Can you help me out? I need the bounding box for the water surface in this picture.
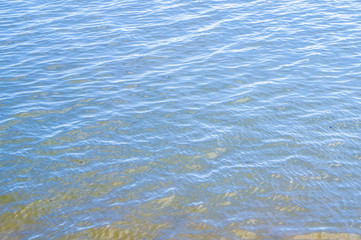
[1,0,361,239]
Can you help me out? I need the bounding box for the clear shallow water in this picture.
[1,0,361,239]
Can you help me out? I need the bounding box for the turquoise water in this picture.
[1,0,361,239]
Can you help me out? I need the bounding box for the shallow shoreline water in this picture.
[1,0,361,239]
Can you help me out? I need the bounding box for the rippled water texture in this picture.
[1,0,361,239]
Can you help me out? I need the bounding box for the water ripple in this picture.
[1,0,361,239]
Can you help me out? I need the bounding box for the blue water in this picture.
[1,0,361,239]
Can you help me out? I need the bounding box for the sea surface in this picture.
[1,0,361,239]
